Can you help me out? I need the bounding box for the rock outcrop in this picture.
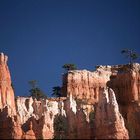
[95,87,128,139]
[15,96,94,139]
[62,68,112,104]
[0,53,16,115]
[107,64,140,139]
[62,64,140,139]
[0,52,140,139]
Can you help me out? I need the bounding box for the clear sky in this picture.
[0,0,140,97]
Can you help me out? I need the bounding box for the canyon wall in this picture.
[62,64,140,139]
[0,53,140,139]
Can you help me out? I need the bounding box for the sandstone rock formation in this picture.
[0,53,16,115]
[107,64,140,139]
[95,87,128,139]
[62,63,140,139]
[0,53,140,139]
[62,67,113,104]
[15,95,94,139]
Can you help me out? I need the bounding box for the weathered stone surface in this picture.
[62,63,140,139]
[126,102,140,139]
[1,53,140,139]
[107,64,140,139]
[0,53,16,115]
[62,69,112,104]
[0,53,17,139]
[16,97,65,139]
[95,87,129,139]
[63,94,94,139]
[15,95,94,139]
[107,63,140,105]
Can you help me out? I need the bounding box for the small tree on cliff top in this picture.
[121,49,139,64]
[29,80,47,100]
[62,64,77,72]
[52,86,61,98]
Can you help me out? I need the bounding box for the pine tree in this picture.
[52,86,61,97]
[121,49,139,64]
[62,64,77,72]
[28,80,47,100]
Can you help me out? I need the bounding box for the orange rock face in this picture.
[62,64,140,139]
[107,64,140,104]
[107,64,140,139]
[0,53,140,139]
[0,53,16,139]
[0,53,16,114]
[95,87,129,139]
[62,65,123,104]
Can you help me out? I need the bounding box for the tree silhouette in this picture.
[121,49,139,64]
[52,86,61,97]
[29,80,37,89]
[62,64,77,72]
[28,80,47,100]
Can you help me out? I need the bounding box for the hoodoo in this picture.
[0,53,16,114]
[0,53,140,139]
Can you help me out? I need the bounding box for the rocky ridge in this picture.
[0,53,140,139]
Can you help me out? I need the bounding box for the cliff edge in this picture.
[0,53,140,139]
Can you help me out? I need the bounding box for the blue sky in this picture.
[0,0,140,97]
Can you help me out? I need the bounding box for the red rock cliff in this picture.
[62,63,140,139]
[0,53,16,139]
[0,53,16,114]
[107,64,140,139]
[95,87,128,139]
[0,53,140,139]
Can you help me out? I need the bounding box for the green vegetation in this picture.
[121,48,139,64]
[62,63,77,72]
[52,86,62,97]
[89,110,95,126]
[28,80,47,100]
[53,114,67,139]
